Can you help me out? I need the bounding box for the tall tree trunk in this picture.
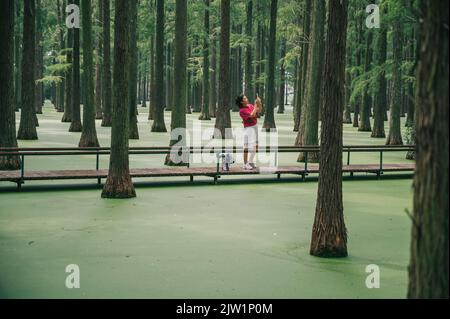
[209,33,217,118]
[79,0,100,147]
[372,13,387,138]
[62,8,73,123]
[56,0,66,113]
[244,0,254,100]
[405,25,416,128]
[386,19,404,145]
[151,0,167,132]
[408,0,448,299]
[102,0,136,198]
[148,34,155,120]
[0,0,21,169]
[294,0,312,132]
[69,0,83,132]
[343,60,352,124]
[310,0,348,258]
[296,0,325,162]
[166,41,173,111]
[352,17,363,128]
[101,0,112,127]
[199,0,211,121]
[277,38,286,114]
[14,0,22,112]
[165,0,188,166]
[17,0,38,140]
[128,0,139,139]
[94,0,103,119]
[262,0,278,131]
[358,31,373,132]
[34,0,43,115]
[214,0,231,139]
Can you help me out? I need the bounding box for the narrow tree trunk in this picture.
[69,0,83,132]
[262,0,278,131]
[214,0,232,139]
[148,34,155,120]
[102,0,136,199]
[62,13,73,123]
[79,0,100,147]
[358,31,373,132]
[56,0,66,114]
[386,20,404,145]
[165,0,188,166]
[14,0,22,112]
[94,0,103,119]
[34,0,43,115]
[209,33,217,118]
[17,0,38,140]
[128,0,139,139]
[310,0,348,258]
[101,0,112,127]
[244,0,254,100]
[151,0,167,132]
[296,0,325,162]
[0,0,21,169]
[408,0,448,299]
[294,0,312,132]
[199,0,211,121]
[372,13,387,138]
[277,38,286,114]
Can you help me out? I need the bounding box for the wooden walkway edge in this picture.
[0,163,415,190]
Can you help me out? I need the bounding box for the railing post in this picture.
[96,150,101,185]
[304,151,308,181]
[347,150,351,166]
[18,154,25,190]
[379,151,384,176]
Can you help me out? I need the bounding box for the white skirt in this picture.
[243,125,259,149]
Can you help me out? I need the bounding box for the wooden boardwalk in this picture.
[0,163,415,189]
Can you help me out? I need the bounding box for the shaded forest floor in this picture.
[0,103,413,298]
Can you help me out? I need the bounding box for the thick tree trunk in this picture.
[310,0,348,258]
[151,0,167,132]
[101,0,112,127]
[79,0,100,147]
[102,0,136,198]
[262,0,278,131]
[214,0,232,139]
[69,0,83,132]
[17,0,38,140]
[0,0,21,169]
[165,0,188,166]
[199,0,211,121]
[408,0,449,299]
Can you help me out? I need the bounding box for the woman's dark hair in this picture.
[235,94,245,108]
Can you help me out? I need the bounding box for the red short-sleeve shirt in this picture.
[239,104,257,128]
